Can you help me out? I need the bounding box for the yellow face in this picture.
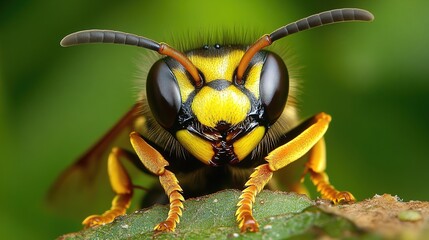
[171,47,267,166]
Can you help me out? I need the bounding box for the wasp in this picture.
[52,8,374,233]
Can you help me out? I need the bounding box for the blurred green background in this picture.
[1,0,428,239]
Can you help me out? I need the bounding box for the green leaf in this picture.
[59,190,376,239]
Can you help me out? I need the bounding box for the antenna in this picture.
[236,8,374,83]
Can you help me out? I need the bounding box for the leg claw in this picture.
[332,191,355,204]
[240,215,260,233]
[154,220,175,232]
[83,215,112,228]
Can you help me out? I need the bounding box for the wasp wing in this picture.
[47,103,156,220]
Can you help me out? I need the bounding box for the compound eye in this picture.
[146,59,181,130]
[259,52,289,125]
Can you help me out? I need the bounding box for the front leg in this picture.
[236,164,273,232]
[130,132,184,232]
[236,112,332,232]
[82,147,134,228]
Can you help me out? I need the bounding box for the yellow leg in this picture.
[236,112,332,232]
[236,164,273,232]
[306,138,355,204]
[130,131,184,232]
[83,147,133,227]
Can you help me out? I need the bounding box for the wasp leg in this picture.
[306,137,355,204]
[236,112,332,232]
[130,131,184,232]
[236,164,272,232]
[82,147,133,228]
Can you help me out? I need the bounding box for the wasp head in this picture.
[146,45,289,166]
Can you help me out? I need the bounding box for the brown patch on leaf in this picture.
[318,194,429,239]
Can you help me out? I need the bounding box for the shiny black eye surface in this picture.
[146,59,181,130]
[259,52,289,125]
